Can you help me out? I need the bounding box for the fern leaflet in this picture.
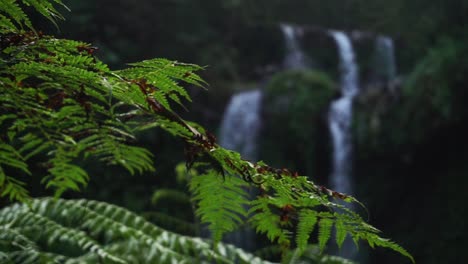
[189,169,250,243]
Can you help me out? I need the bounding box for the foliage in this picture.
[0,0,414,263]
[0,0,207,200]
[261,69,335,177]
[263,70,335,139]
[353,38,468,154]
[189,168,250,243]
[0,198,271,264]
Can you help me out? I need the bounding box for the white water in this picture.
[374,35,397,82]
[328,30,360,259]
[219,89,262,161]
[280,23,308,69]
[328,31,359,196]
[218,89,262,251]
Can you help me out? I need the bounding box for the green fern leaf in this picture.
[296,209,318,253]
[248,197,291,247]
[0,0,31,30]
[0,13,16,31]
[190,169,249,243]
[318,217,334,252]
[335,218,347,249]
[359,232,415,263]
[0,144,29,175]
[0,176,29,202]
[22,0,65,28]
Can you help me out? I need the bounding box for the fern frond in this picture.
[295,209,318,253]
[0,0,66,33]
[22,0,65,28]
[318,217,334,252]
[0,143,30,175]
[0,143,30,201]
[45,154,89,197]
[116,58,206,110]
[0,176,29,202]
[0,33,158,198]
[355,232,415,263]
[0,198,273,264]
[248,197,291,247]
[0,0,31,31]
[0,203,126,263]
[189,169,250,243]
[334,218,347,249]
[0,13,16,32]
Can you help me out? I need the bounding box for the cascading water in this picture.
[328,30,359,196]
[280,23,308,69]
[328,30,360,259]
[219,89,262,161]
[374,35,397,83]
[218,89,262,251]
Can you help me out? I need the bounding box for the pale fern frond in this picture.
[0,198,274,264]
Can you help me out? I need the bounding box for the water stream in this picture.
[219,89,262,161]
[280,23,308,69]
[375,35,397,82]
[328,30,359,197]
[328,30,360,259]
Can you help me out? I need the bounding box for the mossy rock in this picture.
[260,69,336,179]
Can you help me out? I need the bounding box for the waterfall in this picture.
[328,30,360,259]
[328,30,359,195]
[374,35,396,84]
[218,89,262,251]
[280,23,308,69]
[219,89,262,161]
[374,35,397,82]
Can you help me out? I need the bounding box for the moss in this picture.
[260,70,336,180]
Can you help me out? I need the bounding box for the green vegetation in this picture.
[0,198,271,263]
[354,38,468,154]
[0,0,416,263]
[261,70,335,177]
[351,32,468,264]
